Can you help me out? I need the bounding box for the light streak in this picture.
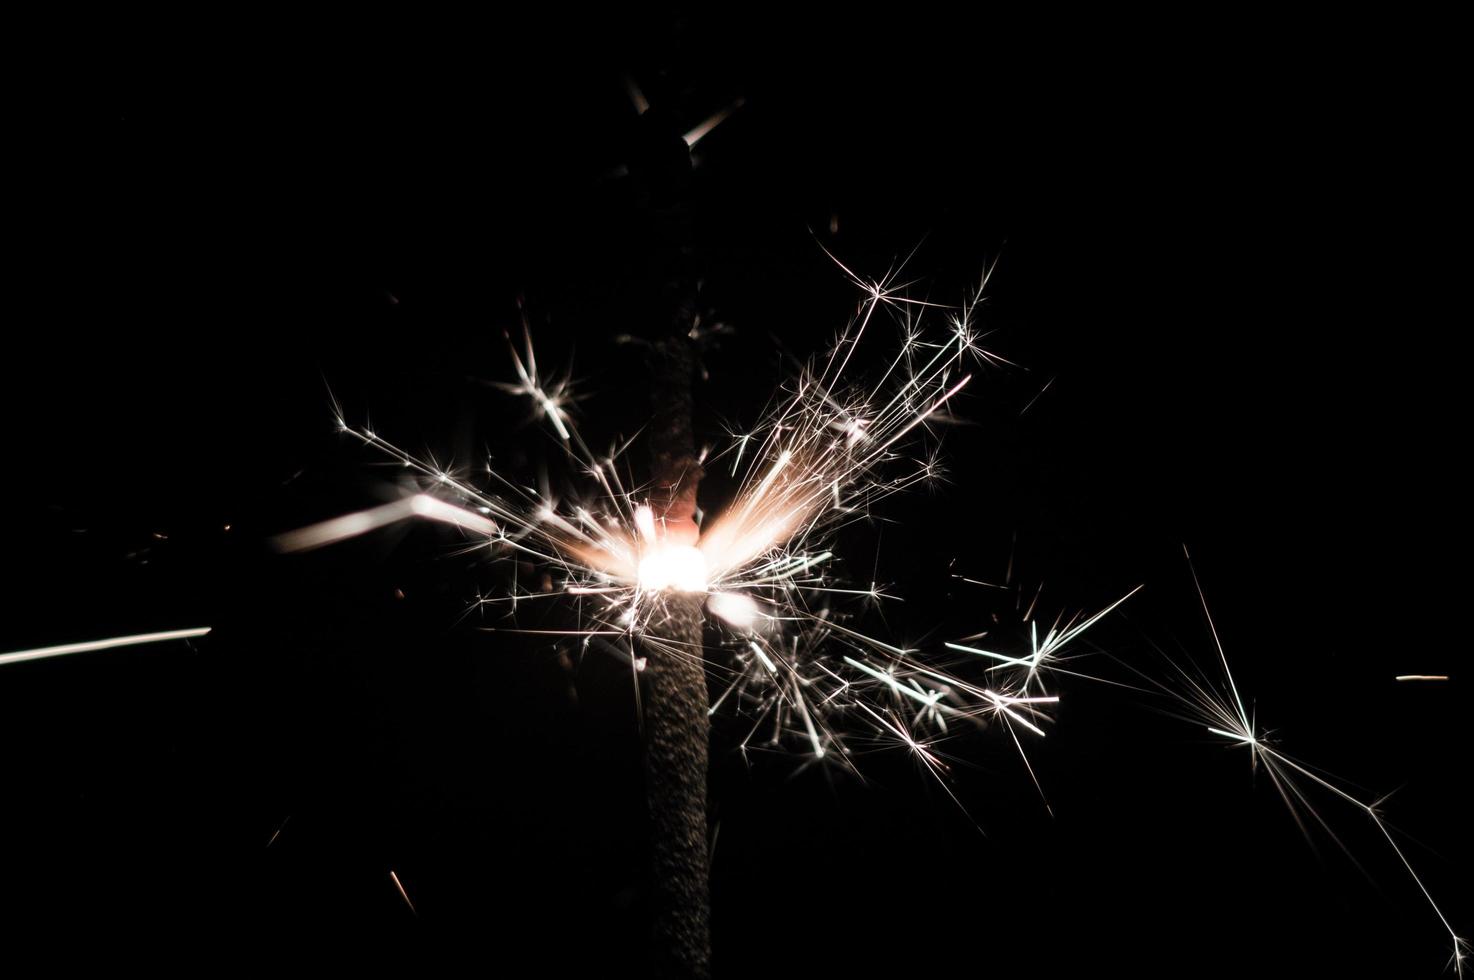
[271,495,499,553]
[1019,375,1056,417]
[623,75,650,116]
[1165,546,1467,977]
[389,870,417,916]
[0,627,212,668]
[683,98,745,148]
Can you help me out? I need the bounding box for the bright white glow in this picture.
[635,504,657,543]
[707,592,761,630]
[1206,726,1255,744]
[638,544,708,593]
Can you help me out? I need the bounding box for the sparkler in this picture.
[13,262,1451,977]
[13,234,1448,974]
[272,239,1143,974]
[272,287,1466,974]
[281,264,1124,780]
[11,38,1455,979]
[307,274,1184,969]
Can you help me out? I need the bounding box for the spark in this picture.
[1019,375,1056,417]
[683,98,745,148]
[389,870,417,916]
[0,627,212,668]
[498,318,578,442]
[271,495,499,553]
[946,585,1141,693]
[623,75,650,116]
[1165,547,1467,976]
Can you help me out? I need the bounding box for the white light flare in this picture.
[631,503,710,593]
[637,544,709,593]
[706,591,763,630]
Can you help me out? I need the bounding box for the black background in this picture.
[5,13,1467,977]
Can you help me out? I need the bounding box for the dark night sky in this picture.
[5,14,1467,977]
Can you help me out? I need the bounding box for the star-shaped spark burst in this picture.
[1150,547,1468,977]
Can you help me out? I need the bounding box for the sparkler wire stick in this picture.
[635,95,712,979]
[643,334,712,980]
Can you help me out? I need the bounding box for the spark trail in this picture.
[0,628,212,668]
[1163,546,1467,977]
